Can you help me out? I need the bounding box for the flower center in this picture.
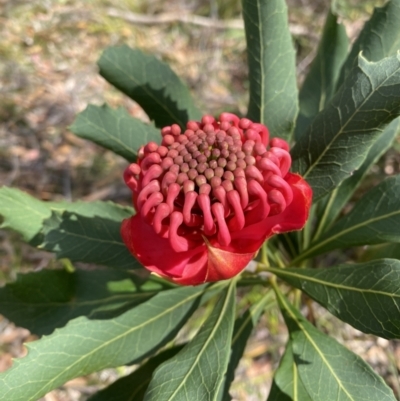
[124,114,293,252]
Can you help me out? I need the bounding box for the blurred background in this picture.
[1,0,399,400]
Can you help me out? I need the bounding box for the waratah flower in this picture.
[121,113,312,285]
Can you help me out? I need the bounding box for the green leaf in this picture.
[0,187,133,245]
[268,380,292,401]
[267,342,311,401]
[0,269,167,336]
[291,53,400,201]
[41,211,137,269]
[70,104,160,162]
[87,346,184,401]
[47,199,133,220]
[295,175,400,262]
[0,187,52,243]
[274,286,396,401]
[144,280,236,401]
[0,285,209,401]
[270,260,400,339]
[218,290,275,401]
[314,117,400,238]
[242,0,298,141]
[295,8,348,140]
[98,45,202,128]
[337,0,400,89]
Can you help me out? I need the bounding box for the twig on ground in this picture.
[106,8,313,38]
[106,8,243,30]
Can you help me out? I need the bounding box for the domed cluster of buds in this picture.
[122,113,312,285]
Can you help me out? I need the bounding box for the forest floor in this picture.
[1,0,400,400]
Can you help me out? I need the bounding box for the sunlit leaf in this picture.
[48,199,133,220]
[270,260,400,339]
[314,117,400,238]
[296,175,400,261]
[295,7,348,140]
[0,269,167,335]
[291,53,400,201]
[218,290,275,401]
[85,280,238,401]
[267,342,311,401]
[70,104,160,162]
[0,285,208,401]
[98,45,202,128]
[275,288,396,401]
[41,211,137,270]
[337,0,400,89]
[87,346,184,401]
[0,188,132,245]
[0,187,52,244]
[144,281,236,401]
[243,0,298,141]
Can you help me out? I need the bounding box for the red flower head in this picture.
[121,113,312,285]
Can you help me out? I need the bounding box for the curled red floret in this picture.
[121,113,312,285]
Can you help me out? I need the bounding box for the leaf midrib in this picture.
[269,266,400,298]
[302,60,400,179]
[23,288,205,401]
[102,52,184,127]
[257,0,265,122]
[1,191,49,219]
[79,112,137,156]
[277,289,356,401]
[298,208,400,261]
[45,228,125,247]
[165,283,234,401]
[1,292,157,308]
[293,361,299,401]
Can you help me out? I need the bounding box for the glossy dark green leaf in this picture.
[70,104,160,162]
[98,45,202,128]
[314,117,400,238]
[144,281,236,401]
[218,291,275,401]
[295,8,348,140]
[295,175,400,261]
[0,269,151,326]
[291,53,400,201]
[0,285,208,401]
[270,260,400,339]
[40,211,137,269]
[275,288,396,401]
[267,342,311,401]
[242,0,298,141]
[87,346,184,401]
[0,269,168,336]
[337,0,400,89]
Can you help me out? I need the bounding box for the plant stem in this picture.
[261,241,269,266]
[237,276,269,287]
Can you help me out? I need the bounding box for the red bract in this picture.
[121,113,312,285]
